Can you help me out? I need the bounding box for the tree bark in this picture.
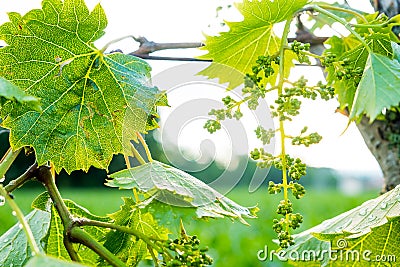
[355,0,400,192]
[356,117,400,193]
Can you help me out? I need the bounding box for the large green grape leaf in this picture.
[198,0,309,88]
[25,255,89,267]
[0,77,41,118]
[106,161,258,225]
[0,209,50,267]
[279,184,400,266]
[349,51,400,120]
[33,192,109,265]
[102,197,169,266]
[0,0,159,173]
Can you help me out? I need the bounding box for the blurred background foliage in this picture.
[0,128,379,266]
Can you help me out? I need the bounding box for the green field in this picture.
[0,187,377,267]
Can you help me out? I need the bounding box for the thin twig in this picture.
[79,219,164,247]
[131,36,203,56]
[5,162,38,193]
[70,227,126,267]
[129,54,212,62]
[63,236,80,262]
[136,132,153,162]
[35,166,79,261]
[0,147,22,179]
[0,184,41,255]
[148,244,160,267]
[123,155,132,169]
[130,143,146,165]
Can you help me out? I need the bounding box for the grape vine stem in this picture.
[79,219,163,250]
[0,147,22,179]
[36,165,125,266]
[310,5,372,53]
[0,184,40,255]
[5,163,38,193]
[278,18,293,233]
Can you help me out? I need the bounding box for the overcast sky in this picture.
[0,0,382,175]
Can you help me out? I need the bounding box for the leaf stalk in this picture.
[278,18,293,233]
[0,147,22,179]
[0,184,41,255]
[310,5,372,53]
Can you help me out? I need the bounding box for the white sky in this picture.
[0,0,383,174]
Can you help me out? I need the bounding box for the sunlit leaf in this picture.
[0,209,50,267]
[325,33,394,110]
[280,184,400,266]
[350,52,400,120]
[0,77,41,118]
[33,192,109,265]
[106,161,258,225]
[103,197,169,266]
[198,0,309,88]
[0,0,160,173]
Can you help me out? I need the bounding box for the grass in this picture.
[0,186,377,267]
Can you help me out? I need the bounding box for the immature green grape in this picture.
[205,49,334,248]
[162,235,212,267]
[204,119,221,133]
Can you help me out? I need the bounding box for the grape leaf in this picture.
[0,77,41,118]
[0,0,159,173]
[102,197,169,266]
[279,184,400,266]
[198,0,309,88]
[356,12,400,42]
[0,209,50,267]
[106,161,258,225]
[325,33,393,110]
[33,192,109,265]
[349,52,400,120]
[25,255,89,267]
[324,35,360,57]
[308,2,361,31]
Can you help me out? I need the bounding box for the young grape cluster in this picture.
[205,41,335,249]
[255,126,275,145]
[270,76,334,121]
[204,93,243,134]
[162,235,212,267]
[291,40,311,64]
[322,53,363,87]
[247,55,280,83]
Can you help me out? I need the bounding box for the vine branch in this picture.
[130,143,147,165]
[4,162,38,193]
[78,219,163,250]
[69,227,126,267]
[136,132,153,162]
[35,165,79,261]
[34,165,130,266]
[131,36,203,56]
[278,18,293,234]
[0,147,22,179]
